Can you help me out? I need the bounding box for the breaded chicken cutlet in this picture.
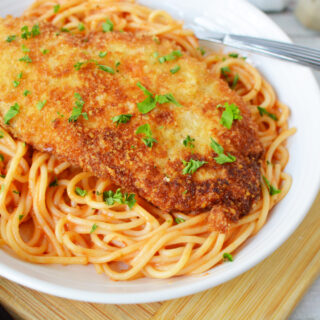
[0,17,263,230]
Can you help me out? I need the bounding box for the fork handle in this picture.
[201,32,320,70]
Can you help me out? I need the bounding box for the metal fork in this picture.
[187,24,320,70]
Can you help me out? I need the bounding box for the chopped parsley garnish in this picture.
[152,36,160,44]
[228,53,239,58]
[99,51,107,58]
[136,82,158,114]
[13,80,20,88]
[32,24,40,36]
[103,188,123,205]
[223,252,233,262]
[68,93,88,122]
[135,123,151,136]
[31,24,40,37]
[182,159,207,175]
[214,152,236,164]
[74,61,85,70]
[123,193,136,209]
[4,103,19,125]
[13,190,20,194]
[153,52,159,58]
[49,177,58,187]
[183,135,195,148]
[210,138,224,155]
[210,137,236,164]
[156,93,181,106]
[136,82,181,114]
[197,47,206,56]
[170,65,180,74]
[36,100,47,111]
[57,111,64,118]
[0,174,5,178]
[103,188,136,209]
[0,154,4,162]
[262,176,281,196]
[74,59,114,74]
[19,55,32,63]
[53,4,60,13]
[75,187,87,197]
[266,160,272,166]
[98,64,115,74]
[13,72,23,88]
[231,73,239,89]
[257,106,278,121]
[21,44,30,53]
[21,24,40,39]
[60,28,70,33]
[217,102,242,129]
[102,19,114,32]
[6,35,16,43]
[221,66,231,77]
[0,132,4,139]
[19,214,24,221]
[112,114,132,126]
[90,223,98,233]
[175,217,185,224]
[183,190,188,194]
[142,136,157,148]
[40,48,49,54]
[78,23,85,31]
[135,123,157,148]
[23,90,31,96]
[159,50,182,63]
[21,26,31,39]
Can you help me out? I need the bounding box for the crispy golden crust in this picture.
[0,17,263,223]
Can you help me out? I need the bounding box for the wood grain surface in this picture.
[0,192,319,320]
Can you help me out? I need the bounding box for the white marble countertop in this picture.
[266,1,320,319]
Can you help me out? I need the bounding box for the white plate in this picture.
[0,0,319,304]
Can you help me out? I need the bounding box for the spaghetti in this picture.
[0,0,295,280]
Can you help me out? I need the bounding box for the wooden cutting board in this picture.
[0,192,319,320]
